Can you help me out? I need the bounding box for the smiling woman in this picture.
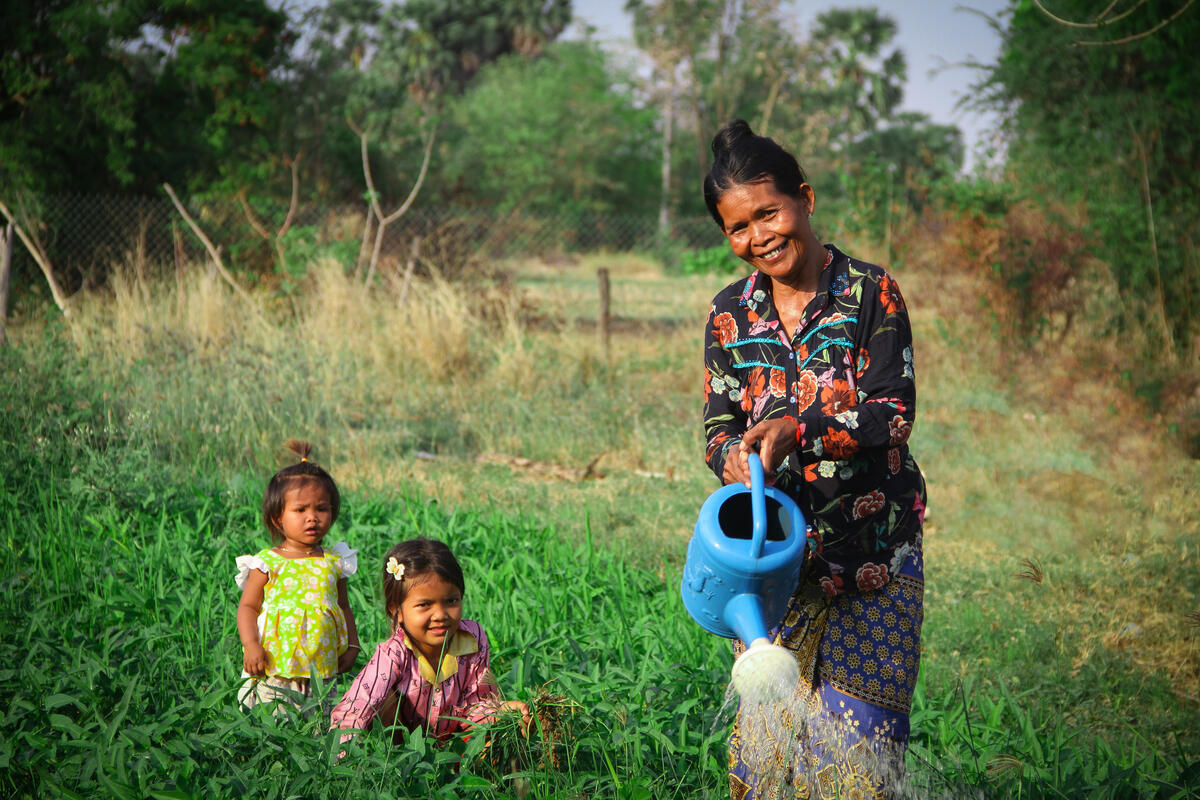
[700,120,927,800]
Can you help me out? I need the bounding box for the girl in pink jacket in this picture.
[330,538,528,744]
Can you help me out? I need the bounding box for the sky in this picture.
[567,1,1010,172]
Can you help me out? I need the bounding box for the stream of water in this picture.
[713,674,979,800]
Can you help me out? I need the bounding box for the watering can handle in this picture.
[748,452,767,560]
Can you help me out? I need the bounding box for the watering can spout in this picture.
[723,592,771,645]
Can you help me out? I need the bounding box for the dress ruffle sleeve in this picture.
[328,541,358,578]
[234,554,269,591]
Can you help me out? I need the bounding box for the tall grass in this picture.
[47,257,714,552]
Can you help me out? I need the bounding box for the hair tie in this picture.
[386,557,405,581]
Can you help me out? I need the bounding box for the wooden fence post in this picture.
[597,267,610,358]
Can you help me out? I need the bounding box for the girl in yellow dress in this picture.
[235,440,360,708]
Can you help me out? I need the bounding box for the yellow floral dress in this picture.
[235,542,357,680]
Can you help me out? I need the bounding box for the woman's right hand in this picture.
[243,643,268,676]
[723,417,801,487]
[722,440,751,486]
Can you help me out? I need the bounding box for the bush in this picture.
[676,244,742,276]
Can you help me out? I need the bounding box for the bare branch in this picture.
[237,189,273,241]
[354,122,438,286]
[380,126,435,227]
[1031,0,1147,28]
[355,124,385,225]
[1097,0,1123,21]
[0,199,71,317]
[277,152,301,240]
[237,152,303,270]
[162,183,267,327]
[1,220,13,345]
[1080,0,1195,45]
[1031,0,1194,46]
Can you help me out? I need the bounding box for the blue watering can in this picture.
[681,452,808,701]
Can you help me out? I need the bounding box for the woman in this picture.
[702,120,926,799]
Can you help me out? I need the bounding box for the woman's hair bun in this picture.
[284,439,314,461]
[711,119,755,159]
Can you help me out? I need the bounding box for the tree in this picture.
[320,0,575,205]
[808,8,906,141]
[399,0,571,95]
[0,0,292,302]
[626,3,926,221]
[0,0,291,197]
[980,0,1200,354]
[2,0,146,195]
[847,112,964,210]
[438,41,658,218]
[626,0,704,236]
[628,0,818,223]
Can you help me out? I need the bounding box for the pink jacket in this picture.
[330,619,502,741]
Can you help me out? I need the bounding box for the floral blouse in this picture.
[703,244,926,597]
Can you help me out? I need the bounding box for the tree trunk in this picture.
[0,221,12,346]
[658,68,675,240]
[1132,129,1175,361]
[0,200,70,317]
[688,56,708,184]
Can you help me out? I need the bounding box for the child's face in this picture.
[393,573,463,664]
[276,481,333,552]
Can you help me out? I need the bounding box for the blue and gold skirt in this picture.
[729,543,924,800]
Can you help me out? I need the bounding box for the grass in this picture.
[0,383,733,797]
[2,234,1199,797]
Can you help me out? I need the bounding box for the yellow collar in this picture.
[403,628,479,686]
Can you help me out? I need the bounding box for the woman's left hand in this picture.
[737,417,800,486]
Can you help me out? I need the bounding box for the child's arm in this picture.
[455,627,531,731]
[237,570,270,676]
[336,578,360,673]
[330,637,404,741]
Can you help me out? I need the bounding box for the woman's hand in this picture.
[242,643,268,676]
[734,417,800,487]
[722,439,750,486]
[337,645,360,674]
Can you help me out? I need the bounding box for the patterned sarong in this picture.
[729,543,924,799]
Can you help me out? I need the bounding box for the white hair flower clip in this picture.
[386,556,405,581]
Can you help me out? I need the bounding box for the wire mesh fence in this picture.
[8,194,726,288]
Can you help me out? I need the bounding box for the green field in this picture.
[3,250,1199,798]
